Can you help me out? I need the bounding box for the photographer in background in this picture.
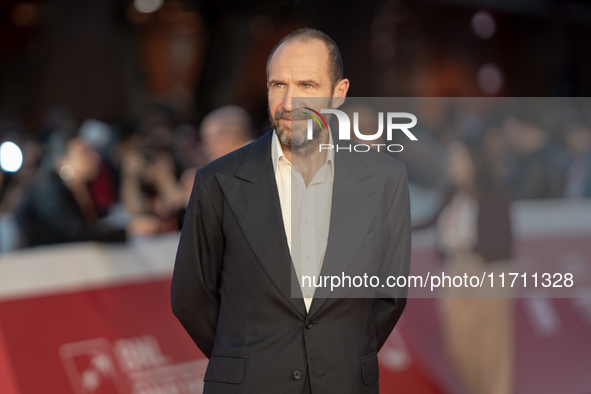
[120,140,185,235]
[16,136,126,247]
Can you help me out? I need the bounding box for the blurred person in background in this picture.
[173,123,202,171]
[120,139,186,235]
[199,105,255,163]
[16,136,125,247]
[118,102,188,235]
[503,104,562,200]
[36,106,78,172]
[161,105,255,230]
[561,111,591,198]
[414,134,514,394]
[78,119,119,218]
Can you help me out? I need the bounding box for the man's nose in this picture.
[281,85,297,112]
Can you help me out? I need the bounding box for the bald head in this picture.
[200,105,254,162]
[266,28,343,90]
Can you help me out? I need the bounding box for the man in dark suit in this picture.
[171,28,411,394]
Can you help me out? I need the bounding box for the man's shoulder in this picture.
[343,141,407,177]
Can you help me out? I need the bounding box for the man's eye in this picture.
[303,84,312,89]
[274,83,285,88]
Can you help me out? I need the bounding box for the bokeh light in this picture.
[471,11,496,39]
[10,3,39,27]
[477,63,504,95]
[0,141,24,173]
[134,0,164,14]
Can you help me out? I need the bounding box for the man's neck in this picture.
[281,130,330,186]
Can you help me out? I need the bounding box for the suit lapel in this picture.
[307,146,383,318]
[216,131,308,318]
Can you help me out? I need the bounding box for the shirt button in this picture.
[305,255,310,260]
[305,218,309,224]
[293,370,302,380]
[305,321,313,329]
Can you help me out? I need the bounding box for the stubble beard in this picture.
[270,99,332,157]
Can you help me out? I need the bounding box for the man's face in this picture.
[267,39,336,148]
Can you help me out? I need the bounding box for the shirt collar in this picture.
[271,129,334,174]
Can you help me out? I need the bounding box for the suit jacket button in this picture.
[305,321,313,329]
[293,371,302,380]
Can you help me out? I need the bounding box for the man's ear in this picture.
[331,78,350,109]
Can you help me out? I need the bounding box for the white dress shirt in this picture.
[271,130,334,312]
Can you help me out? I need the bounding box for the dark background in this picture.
[1,0,590,134]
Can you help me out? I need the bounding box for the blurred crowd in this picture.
[393,98,591,200]
[0,98,590,253]
[0,103,255,252]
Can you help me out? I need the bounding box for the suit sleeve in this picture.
[372,164,412,351]
[171,170,224,359]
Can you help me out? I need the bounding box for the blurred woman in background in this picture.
[414,133,514,394]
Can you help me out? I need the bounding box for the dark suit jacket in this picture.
[171,130,411,394]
